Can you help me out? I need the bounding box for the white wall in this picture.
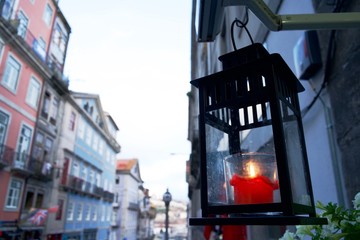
[265,0,339,205]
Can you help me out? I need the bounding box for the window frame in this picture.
[26,76,41,108]
[76,203,83,221]
[43,3,53,27]
[5,178,23,210]
[56,199,64,220]
[0,109,10,146]
[66,201,74,221]
[1,54,21,92]
[17,10,29,39]
[69,111,76,131]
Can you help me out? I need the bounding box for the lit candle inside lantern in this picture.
[230,161,279,204]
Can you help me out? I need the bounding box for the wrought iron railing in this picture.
[0,8,69,86]
[0,144,14,167]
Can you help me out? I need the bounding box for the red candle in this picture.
[222,158,278,240]
[230,161,278,204]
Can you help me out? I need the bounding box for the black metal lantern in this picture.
[189,43,327,226]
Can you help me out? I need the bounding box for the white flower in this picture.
[296,225,314,237]
[279,230,297,240]
[353,192,360,210]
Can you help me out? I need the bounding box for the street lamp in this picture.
[162,188,172,240]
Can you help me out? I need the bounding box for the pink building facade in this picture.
[0,0,70,238]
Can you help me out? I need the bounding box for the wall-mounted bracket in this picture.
[223,0,360,31]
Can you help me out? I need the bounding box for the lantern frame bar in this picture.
[189,215,328,226]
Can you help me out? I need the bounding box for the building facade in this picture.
[51,92,120,240]
[188,0,360,239]
[0,0,70,238]
[115,159,143,240]
[0,1,123,239]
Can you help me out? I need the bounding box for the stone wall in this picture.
[313,0,360,206]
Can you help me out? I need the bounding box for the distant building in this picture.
[51,92,120,240]
[115,159,143,240]
[138,188,157,240]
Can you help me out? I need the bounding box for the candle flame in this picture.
[247,161,258,178]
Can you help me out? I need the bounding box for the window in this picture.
[41,91,51,118]
[43,3,53,26]
[81,165,87,181]
[17,10,28,38]
[15,125,32,168]
[45,137,53,153]
[107,206,111,221]
[0,110,9,146]
[38,37,46,52]
[89,169,94,184]
[67,201,74,220]
[56,199,64,220]
[76,203,83,221]
[2,55,21,92]
[92,205,97,221]
[78,117,85,139]
[92,133,98,151]
[85,127,92,145]
[1,0,15,20]
[0,37,5,62]
[24,190,34,210]
[85,204,90,221]
[6,179,22,209]
[69,112,76,131]
[53,23,68,54]
[72,161,79,177]
[98,139,104,155]
[35,192,44,208]
[26,77,41,108]
[50,97,58,124]
[104,179,108,192]
[101,205,105,221]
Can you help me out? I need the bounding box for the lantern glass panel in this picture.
[205,123,229,205]
[280,101,312,207]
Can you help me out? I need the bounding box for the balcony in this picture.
[0,144,14,169]
[0,13,69,89]
[128,202,139,211]
[10,151,34,176]
[60,174,104,198]
[93,185,104,198]
[61,175,83,192]
[103,191,115,203]
[28,158,53,182]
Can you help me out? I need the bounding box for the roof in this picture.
[116,159,138,171]
[116,158,143,183]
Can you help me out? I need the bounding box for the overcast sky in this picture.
[59,0,192,202]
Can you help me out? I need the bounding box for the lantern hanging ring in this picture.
[230,18,254,51]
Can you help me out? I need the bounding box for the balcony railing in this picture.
[60,174,104,199]
[0,11,69,87]
[28,158,53,181]
[0,144,14,168]
[11,151,34,176]
[103,191,115,203]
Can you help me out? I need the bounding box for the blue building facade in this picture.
[59,92,120,240]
